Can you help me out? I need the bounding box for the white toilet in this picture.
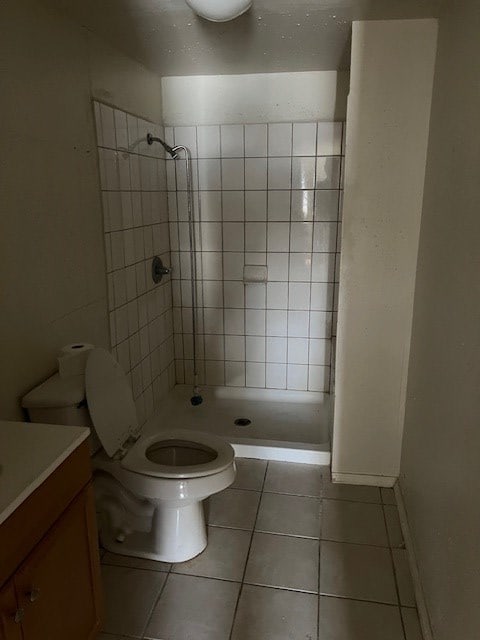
[22,347,236,562]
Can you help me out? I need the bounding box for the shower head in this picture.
[146,133,179,159]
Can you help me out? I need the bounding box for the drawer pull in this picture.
[13,608,25,623]
[27,587,41,602]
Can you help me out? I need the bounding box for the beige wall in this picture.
[0,0,162,419]
[332,20,437,485]
[162,71,349,126]
[400,1,480,638]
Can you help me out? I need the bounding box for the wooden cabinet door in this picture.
[14,484,103,640]
[0,580,22,640]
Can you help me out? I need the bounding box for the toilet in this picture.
[22,347,236,563]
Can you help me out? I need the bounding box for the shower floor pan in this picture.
[145,385,331,465]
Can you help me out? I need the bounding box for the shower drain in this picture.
[234,418,251,427]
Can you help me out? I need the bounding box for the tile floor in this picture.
[98,459,423,640]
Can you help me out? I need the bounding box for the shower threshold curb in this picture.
[230,437,331,465]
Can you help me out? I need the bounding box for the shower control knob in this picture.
[152,256,170,283]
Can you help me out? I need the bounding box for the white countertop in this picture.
[0,420,90,526]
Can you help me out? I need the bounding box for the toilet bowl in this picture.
[23,347,236,563]
[93,428,236,561]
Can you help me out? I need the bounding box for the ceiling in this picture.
[45,0,440,77]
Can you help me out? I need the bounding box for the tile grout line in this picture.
[227,460,269,640]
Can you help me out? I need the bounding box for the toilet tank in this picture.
[22,373,102,454]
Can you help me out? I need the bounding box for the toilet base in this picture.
[99,500,208,563]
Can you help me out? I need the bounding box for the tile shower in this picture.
[94,101,175,427]
[165,121,344,393]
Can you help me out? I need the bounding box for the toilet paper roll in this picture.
[243,265,268,283]
[57,343,94,379]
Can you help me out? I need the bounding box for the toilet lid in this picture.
[85,348,139,457]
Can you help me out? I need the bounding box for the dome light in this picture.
[185,0,252,22]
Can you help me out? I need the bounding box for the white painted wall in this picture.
[0,0,162,419]
[332,19,438,485]
[400,1,480,637]
[161,71,348,125]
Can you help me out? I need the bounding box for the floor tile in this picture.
[264,461,323,497]
[319,596,404,640]
[322,481,381,503]
[256,492,321,538]
[401,607,423,640]
[207,488,261,529]
[322,499,388,546]
[144,574,239,640]
[102,551,170,572]
[172,526,251,581]
[384,504,404,547]
[231,584,317,640]
[98,635,131,640]
[101,565,166,637]
[392,548,416,606]
[231,458,267,491]
[381,486,396,505]
[245,532,319,593]
[320,540,398,604]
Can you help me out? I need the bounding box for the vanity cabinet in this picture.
[0,441,103,639]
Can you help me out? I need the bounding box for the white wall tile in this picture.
[289,253,312,281]
[197,125,221,158]
[202,252,223,280]
[267,253,289,280]
[245,222,267,252]
[308,365,329,392]
[245,190,267,221]
[268,158,292,189]
[204,334,225,360]
[287,364,308,391]
[266,310,287,336]
[315,156,341,189]
[205,360,225,385]
[201,222,222,251]
[245,309,266,336]
[204,308,224,334]
[290,222,313,252]
[222,191,244,221]
[246,362,266,387]
[221,124,244,157]
[267,282,288,309]
[222,159,245,190]
[287,310,309,337]
[198,159,221,189]
[223,222,244,251]
[311,283,334,311]
[100,104,116,149]
[245,158,268,190]
[309,339,331,365]
[268,123,292,156]
[311,253,335,282]
[288,338,309,365]
[245,283,266,309]
[292,157,316,189]
[223,252,244,280]
[313,222,337,252]
[289,282,311,310]
[316,122,342,156]
[314,190,339,221]
[224,281,244,308]
[292,122,317,156]
[266,363,287,389]
[291,190,314,221]
[224,308,244,335]
[199,191,222,221]
[245,336,265,362]
[225,360,245,386]
[268,191,291,221]
[245,124,267,157]
[267,222,290,252]
[225,335,245,361]
[266,337,287,363]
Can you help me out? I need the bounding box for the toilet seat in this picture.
[121,429,234,479]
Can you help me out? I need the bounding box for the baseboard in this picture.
[232,441,331,465]
[331,472,396,487]
[394,483,434,640]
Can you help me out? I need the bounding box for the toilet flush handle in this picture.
[152,256,171,283]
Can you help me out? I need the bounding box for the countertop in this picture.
[0,420,90,526]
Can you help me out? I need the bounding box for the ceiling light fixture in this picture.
[185,0,252,22]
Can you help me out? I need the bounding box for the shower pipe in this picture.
[147,133,202,406]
